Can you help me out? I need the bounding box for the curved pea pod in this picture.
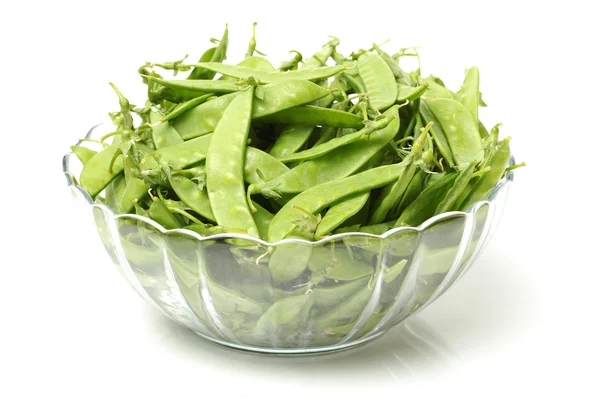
[185,62,345,83]
[313,285,372,334]
[118,177,148,214]
[419,101,454,166]
[358,222,394,235]
[315,192,370,239]
[254,295,314,335]
[145,75,240,94]
[422,75,455,99]
[221,56,276,82]
[141,134,212,171]
[148,111,183,149]
[372,43,412,86]
[244,147,289,184]
[269,124,315,158]
[148,197,182,229]
[251,202,273,240]
[80,143,124,198]
[459,137,512,210]
[392,169,427,217]
[104,173,126,211]
[188,25,228,80]
[424,98,484,169]
[269,163,407,241]
[268,243,313,282]
[302,36,339,69]
[169,175,216,223]
[358,52,397,111]
[206,87,259,237]
[308,246,373,280]
[172,80,331,140]
[435,161,478,214]
[396,82,428,102]
[71,146,97,166]
[394,172,459,228]
[248,105,400,197]
[255,105,363,129]
[455,67,482,122]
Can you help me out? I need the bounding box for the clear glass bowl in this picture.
[63,123,515,354]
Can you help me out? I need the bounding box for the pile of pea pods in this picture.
[73,24,523,243]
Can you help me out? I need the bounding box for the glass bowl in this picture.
[63,123,515,354]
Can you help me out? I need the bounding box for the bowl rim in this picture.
[63,123,516,246]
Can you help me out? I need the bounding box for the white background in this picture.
[1,0,599,398]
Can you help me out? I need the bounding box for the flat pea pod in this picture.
[422,75,455,100]
[459,137,512,210]
[269,125,315,158]
[159,94,215,123]
[268,243,312,282]
[256,105,363,129]
[393,169,426,217]
[188,25,228,80]
[206,87,259,237]
[435,161,478,214]
[315,192,370,239]
[238,56,275,71]
[169,174,216,223]
[358,222,394,235]
[254,295,313,335]
[455,67,481,122]
[425,98,484,169]
[394,171,459,228]
[396,83,428,102]
[276,120,387,164]
[173,80,331,140]
[148,111,183,149]
[372,43,411,86]
[80,143,124,198]
[104,173,126,211]
[251,202,273,240]
[248,105,400,197]
[148,196,183,229]
[144,75,240,94]
[244,147,289,184]
[419,101,454,166]
[269,163,407,241]
[71,146,97,165]
[357,52,397,111]
[184,62,345,83]
[302,37,339,69]
[308,246,372,281]
[140,134,212,171]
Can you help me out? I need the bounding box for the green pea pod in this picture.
[71,146,97,165]
[315,192,370,239]
[145,75,240,94]
[384,259,408,283]
[435,161,477,214]
[80,143,124,198]
[169,174,216,223]
[422,75,455,100]
[118,177,148,214]
[248,105,400,197]
[392,169,426,217]
[372,43,412,86]
[424,98,484,169]
[311,276,370,311]
[206,87,259,237]
[148,111,183,149]
[104,173,126,211]
[269,163,408,241]
[238,56,275,70]
[419,101,454,167]
[255,105,363,129]
[358,52,398,111]
[173,80,331,140]
[158,94,215,123]
[396,82,428,102]
[268,243,312,282]
[308,246,373,280]
[302,37,339,69]
[313,285,372,333]
[358,222,394,235]
[183,62,345,83]
[277,116,393,163]
[252,202,273,240]
[269,125,315,158]
[254,295,313,335]
[455,67,481,122]
[278,50,303,71]
[394,172,459,228]
[188,25,228,80]
[459,137,512,210]
[244,147,289,184]
[148,197,182,229]
[140,135,212,173]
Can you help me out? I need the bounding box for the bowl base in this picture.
[191,330,385,356]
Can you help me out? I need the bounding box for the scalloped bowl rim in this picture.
[63,123,516,246]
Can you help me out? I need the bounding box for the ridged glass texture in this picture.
[63,124,515,354]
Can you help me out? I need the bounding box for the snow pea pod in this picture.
[269,163,408,241]
[172,80,331,140]
[104,173,126,211]
[256,105,363,129]
[71,146,97,165]
[269,125,315,158]
[159,94,215,123]
[419,101,454,166]
[244,147,289,184]
[278,51,303,71]
[141,134,212,171]
[206,87,259,237]
[315,191,370,238]
[169,174,216,223]
[303,37,339,69]
[308,246,372,281]
[252,202,273,240]
[422,75,455,100]
[80,143,124,198]
[396,82,428,102]
[276,114,394,163]
[182,62,345,83]
[394,171,459,227]
[435,161,477,214]
[148,111,183,149]
[187,25,228,80]
[358,52,397,111]
[248,106,400,197]
[424,98,484,169]
[459,137,512,210]
[455,67,481,122]
[372,43,412,86]
[392,169,426,217]
[144,75,240,94]
[148,196,182,229]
